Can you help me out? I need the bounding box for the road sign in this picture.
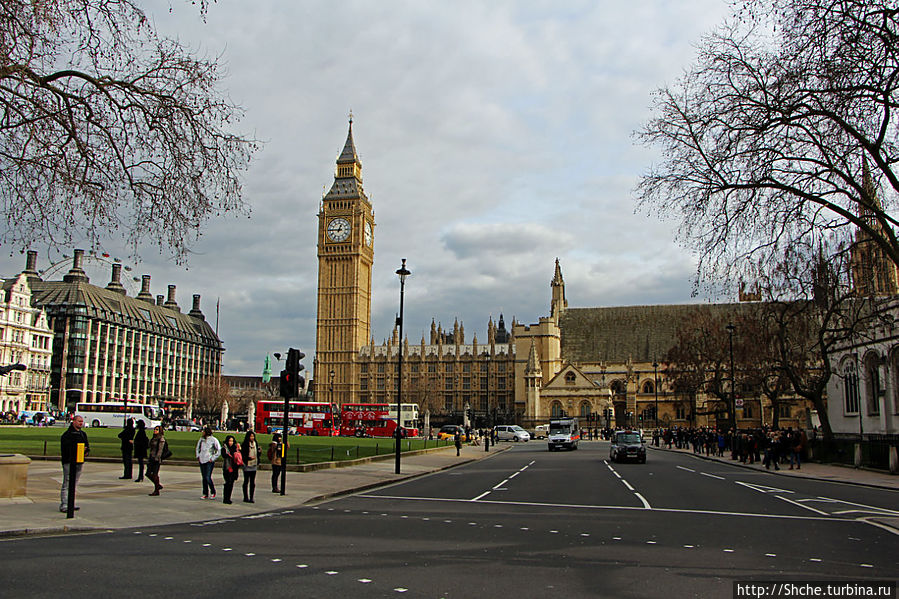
[735,398,744,408]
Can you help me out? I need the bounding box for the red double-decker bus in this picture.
[339,403,420,438]
[255,401,337,436]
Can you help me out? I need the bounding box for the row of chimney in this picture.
[22,249,206,320]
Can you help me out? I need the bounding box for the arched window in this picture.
[842,359,859,414]
[610,380,625,395]
[863,353,881,416]
[550,401,564,418]
[642,380,654,394]
[579,401,591,418]
[565,372,576,384]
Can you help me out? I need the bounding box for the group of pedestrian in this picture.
[59,417,289,514]
[196,428,278,503]
[659,425,808,469]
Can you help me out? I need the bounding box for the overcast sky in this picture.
[1,0,735,377]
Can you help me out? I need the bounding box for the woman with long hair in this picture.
[241,431,261,503]
[147,426,166,496]
[221,435,241,504]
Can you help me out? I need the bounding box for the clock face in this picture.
[327,217,351,242]
[364,221,373,247]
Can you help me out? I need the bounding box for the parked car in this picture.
[437,424,469,441]
[494,424,530,442]
[533,424,549,439]
[610,430,646,463]
[171,419,201,432]
[18,411,55,426]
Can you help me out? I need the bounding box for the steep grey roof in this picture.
[560,303,750,364]
[30,280,221,347]
[324,177,368,201]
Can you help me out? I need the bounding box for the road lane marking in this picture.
[774,495,829,516]
[676,466,695,472]
[509,472,520,478]
[358,494,838,521]
[700,472,725,480]
[471,491,491,501]
[493,479,510,489]
[634,493,652,509]
[735,481,794,494]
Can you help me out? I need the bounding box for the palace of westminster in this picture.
[3,119,894,432]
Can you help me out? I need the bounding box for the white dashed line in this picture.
[860,564,874,568]
[509,472,520,478]
[271,558,282,563]
[469,522,477,526]
[765,553,777,557]
[622,480,635,491]
[297,564,308,569]
[202,543,211,547]
[550,530,559,534]
[223,548,232,552]
[358,579,372,584]
[647,540,657,544]
[612,537,622,541]
[676,466,695,473]
[580,533,590,537]
[183,540,192,544]
[683,545,694,548]
[245,553,255,557]
[521,527,529,531]
[700,472,724,480]
[164,537,173,540]
[809,558,822,562]
[723,549,734,553]
[325,571,339,576]
[394,588,409,593]
[471,491,491,501]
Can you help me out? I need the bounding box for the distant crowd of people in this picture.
[653,426,809,470]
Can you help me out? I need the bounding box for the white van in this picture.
[548,417,580,451]
[533,424,549,439]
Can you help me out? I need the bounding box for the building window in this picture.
[865,356,881,416]
[377,363,385,373]
[743,403,753,418]
[565,372,576,384]
[550,401,564,418]
[462,363,470,373]
[778,403,791,419]
[843,361,860,414]
[360,364,368,374]
[675,404,687,420]
[444,394,453,411]
[642,381,654,394]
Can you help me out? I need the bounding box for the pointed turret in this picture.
[551,258,568,321]
[526,339,542,376]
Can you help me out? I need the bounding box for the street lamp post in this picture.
[394,259,411,475]
[485,354,490,452]
[652,360,659,432]
[726,323,736,433]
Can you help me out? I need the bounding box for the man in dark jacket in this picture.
[60,415,90,513]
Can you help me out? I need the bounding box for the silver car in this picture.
[494,425,530,442]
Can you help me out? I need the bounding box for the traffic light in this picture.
[279,348,307,399]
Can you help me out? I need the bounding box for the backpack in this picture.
[232,449,244,467]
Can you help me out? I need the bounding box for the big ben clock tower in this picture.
[315,117,375,405]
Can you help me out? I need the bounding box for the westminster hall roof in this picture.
[559,303,752,364]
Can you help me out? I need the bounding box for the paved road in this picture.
[2,442,896,598]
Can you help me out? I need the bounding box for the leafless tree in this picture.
[192,376,231,421]
[637,0,899,288]
[755,243,887,441]
[0,0,257,261]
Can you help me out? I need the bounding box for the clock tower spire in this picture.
[315,117,376,405]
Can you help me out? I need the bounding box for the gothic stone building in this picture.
[313,121,816,430]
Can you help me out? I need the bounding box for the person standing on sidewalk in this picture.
[196,427,221,499]
[268,433,287,493]
[241,431,261,503]
[146,426,167,496]
[454,430,462,456]
[133,420,149,482]
[117,418,135,479]
[59,414,90,513]
[220,435,240,504]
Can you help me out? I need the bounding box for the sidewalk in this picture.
[0,444,504,538]
[649,443,899,490]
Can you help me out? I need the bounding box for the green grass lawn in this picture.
[0,426,452,464]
